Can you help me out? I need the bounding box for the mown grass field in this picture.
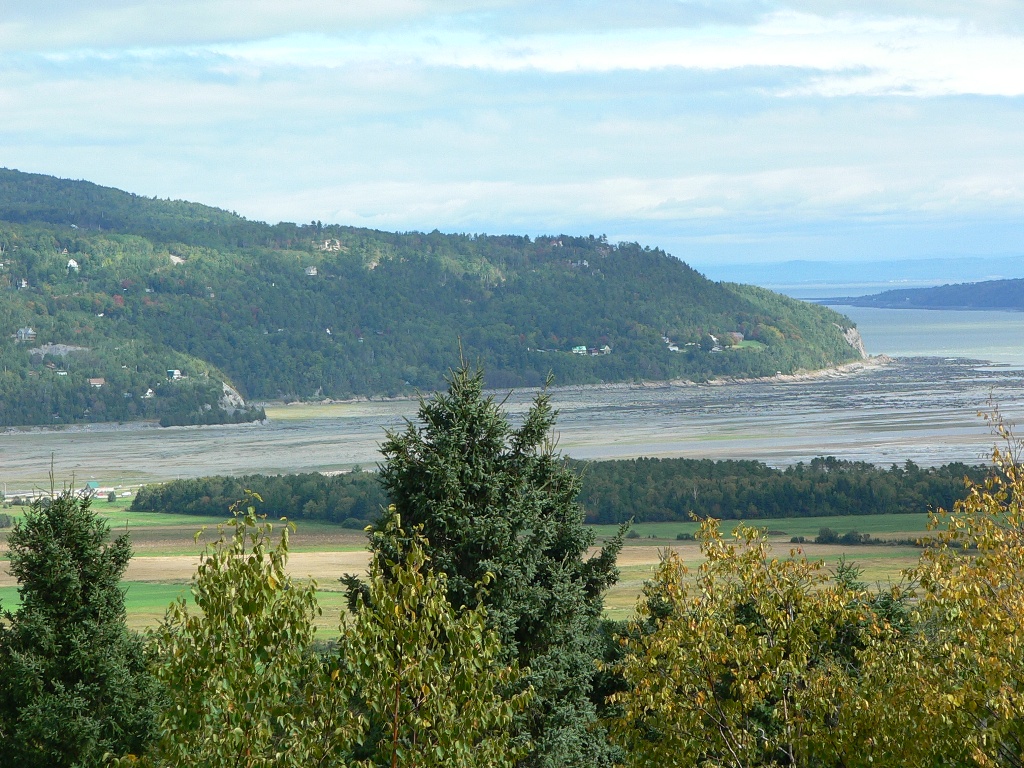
[2,507,938,629]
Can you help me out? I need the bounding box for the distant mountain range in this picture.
[834,277,1024,311]
[701,257,1024,299]
[0,168,864,427]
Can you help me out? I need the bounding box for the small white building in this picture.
[67,258,80,273]
[304,266,318,276]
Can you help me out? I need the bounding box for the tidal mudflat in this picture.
[3,356,1021,494]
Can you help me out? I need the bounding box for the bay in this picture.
[833,305,1024,368]
[3,306,1024,493]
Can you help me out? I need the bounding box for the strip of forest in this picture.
[131,455,989,525]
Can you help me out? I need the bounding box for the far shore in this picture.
[269,355,896,407]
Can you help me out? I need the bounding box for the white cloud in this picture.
[0,1,1021,263]
[31,10,1024,99]
[230,162,1024,234]
[0,0,514,50]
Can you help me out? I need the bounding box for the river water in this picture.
[3,306,1023,492]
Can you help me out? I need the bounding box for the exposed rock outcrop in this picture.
[28,343,89,358]
[838,325,868,359]
[219,382,246,413]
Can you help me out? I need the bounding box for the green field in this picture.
[3,510,940,629]
[1,581,352,636]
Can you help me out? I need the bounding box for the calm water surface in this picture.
[3,307,1023,492]
[836,306,1024,367]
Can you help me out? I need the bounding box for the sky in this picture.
[0,1,1022,267]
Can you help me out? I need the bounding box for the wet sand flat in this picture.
[4,357,1023,494]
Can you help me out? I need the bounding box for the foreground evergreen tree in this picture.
[364,364,624,767]
[0,490,158,767]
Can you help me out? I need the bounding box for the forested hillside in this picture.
[0,169,863,426]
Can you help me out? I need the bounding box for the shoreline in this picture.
[274,355,897,406]
[704,355,894,386]
[1,356,897,435]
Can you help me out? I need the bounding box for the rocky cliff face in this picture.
[219,382,247,413]
[839,326,868,359]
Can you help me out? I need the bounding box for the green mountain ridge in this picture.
[0,168,864,427]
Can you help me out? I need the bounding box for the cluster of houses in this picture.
[11,327,169,395]
[662,332,744,354]
[572,345,612,356]
[662,335,696,353]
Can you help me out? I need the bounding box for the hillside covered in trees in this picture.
[0,168,864,427]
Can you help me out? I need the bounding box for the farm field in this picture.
[590,512,939,543]
[2,508,936,630]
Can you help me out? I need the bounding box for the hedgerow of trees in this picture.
[132,470,386,526]
[573,455,990,523]
[132,455,989,528]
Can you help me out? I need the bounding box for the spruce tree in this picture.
[0,490,158,767]
[367,365,623,767]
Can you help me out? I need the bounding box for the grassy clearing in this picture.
[122,582,351,637]
[0,582,352,638]
[0,585,18,610]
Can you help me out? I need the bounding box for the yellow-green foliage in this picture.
[609,424,1024,768]
[137,495,336,768]
[336,513,531,768]
[609,520,873,767]
[111,501,527,768]
[904,429,1024,767]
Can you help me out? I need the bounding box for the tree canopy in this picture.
[0,490,158,767]
[363,364,624,767]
